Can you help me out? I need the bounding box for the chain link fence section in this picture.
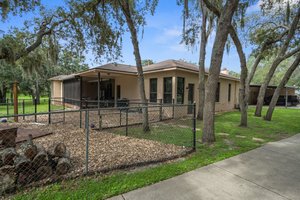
[109,104,196,148]
[0,103,196,196]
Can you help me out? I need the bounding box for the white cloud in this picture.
[164,27,182,37]
[169,43,188,52]
[154,26,182,44]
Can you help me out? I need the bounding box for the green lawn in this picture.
[0,97,64,116]
[12,107,300,200]
[112,119,195,147]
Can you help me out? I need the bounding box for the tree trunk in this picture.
[255,58,284,116]
[229,27,248,127]
[255,6,300,117]
[197,4,208,120]
[35,77,40,105]
[120,1,149,132]
[265,53,300,120]
[245,53,264,109]
[245,40,270,109]
[202,0,239,143]
[0,83,7,103]
[32,95,35,105]
[10,87,13,104]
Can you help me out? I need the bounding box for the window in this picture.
[149,78,157,102]
[228,83,231,102]
[216,82,220,102]
[164,77,172,103]
[177,77,185,104]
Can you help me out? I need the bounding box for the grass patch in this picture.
[112,120,194,147]
[0,97,63,116]
[12,107,300,200]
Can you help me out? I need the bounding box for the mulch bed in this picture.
[2,122,189,177]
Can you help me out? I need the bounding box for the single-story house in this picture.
[49,59,240,112]
[248,84,298,106]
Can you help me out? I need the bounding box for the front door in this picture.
[188,84,194,114]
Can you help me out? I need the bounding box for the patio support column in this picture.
[97,72,101,114]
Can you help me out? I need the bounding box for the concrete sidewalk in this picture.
[109,134,300,200]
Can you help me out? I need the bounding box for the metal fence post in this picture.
[119,109,122,126]
[85,110,89,174]
[22,100,25,120]
[126,108,128,136]
[63,97,65,123]
[48,98,51,124]
[34,98,37,122]
[79,101,82,128]
[193,102,196,151]
[172,98,175,119]
[159,99,163,121]
[99,114,102,130]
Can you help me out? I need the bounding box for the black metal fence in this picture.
[0,98,50,117]
[0,97,180,119]
[0,104,196,196]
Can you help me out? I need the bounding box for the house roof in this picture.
[48,74,76,81]
[50,59,240,81]
[143,60,200,73]
[93,63,137,74]
[143,59,239,81]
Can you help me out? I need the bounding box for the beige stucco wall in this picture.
[144,69,240,112]
[51,80,63,99]
[50,70,240,112]
[144,70,177,101]
[215,78,239,112]
[114,75,139,100]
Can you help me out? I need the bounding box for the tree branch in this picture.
[202,0,220,17]
[282,46,300,60]
[0,17,67,61]
[278,6,300,57]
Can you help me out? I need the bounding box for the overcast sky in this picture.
[0,0,261,72]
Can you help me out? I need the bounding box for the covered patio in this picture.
[58,63,140,108]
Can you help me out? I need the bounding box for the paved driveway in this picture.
[109,134,300,200]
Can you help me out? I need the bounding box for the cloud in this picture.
[154,26,182,44]
[164,27,182,37]
[169,43,188,52]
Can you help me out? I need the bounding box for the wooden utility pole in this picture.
[13,81,18,122]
